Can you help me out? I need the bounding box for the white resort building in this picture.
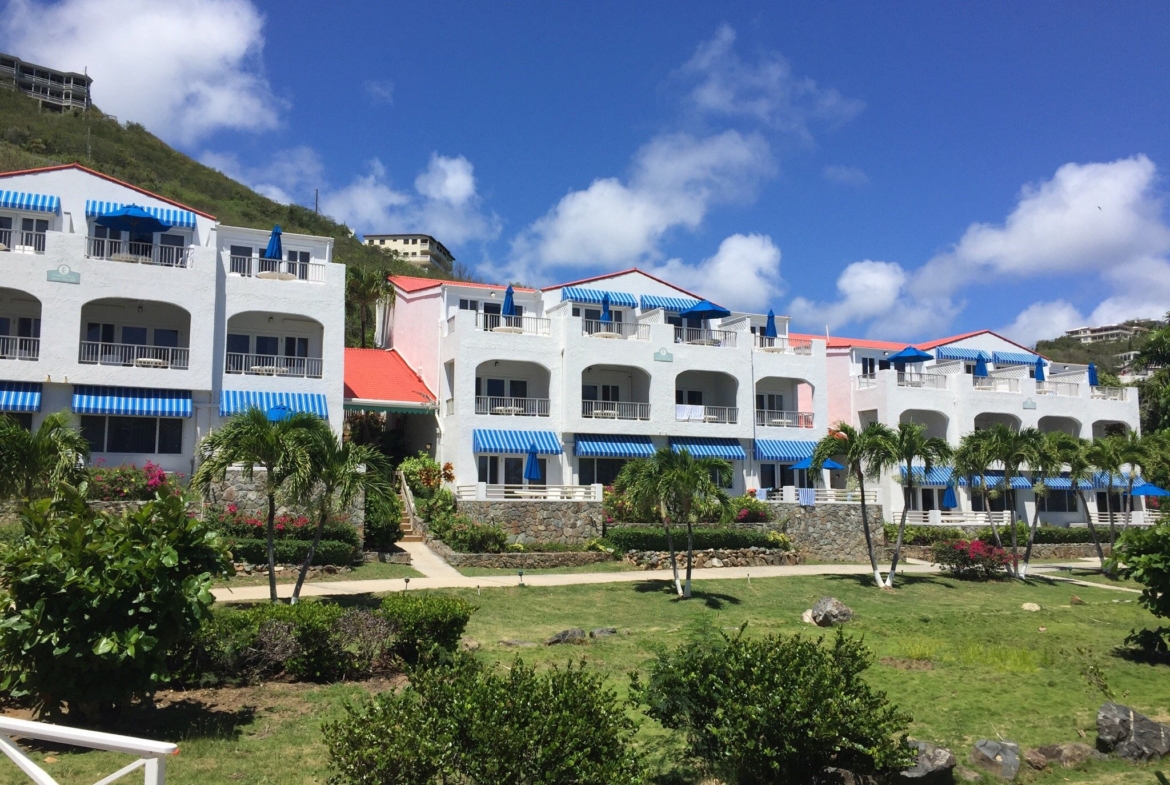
[0,164,345,475]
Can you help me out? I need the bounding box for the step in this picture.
[400,534,425,542]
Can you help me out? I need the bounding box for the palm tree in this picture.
[193,408,325,602]
[1020,431,1064,578]
[812,422,896,587]
[1053,433,1106,568]
[1086,436,1123,549]
[0,410,89,503]
[987,424,1042,577]
[615,457,684,596]
[345,263,394,348]
[1115,431,1150,534]
[954,430,1001,547]
[287,429,392,603]
[886,422,952,588]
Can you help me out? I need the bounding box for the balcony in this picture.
[475,312,550,336]
[582,400,650,420]
[676,404,738,424]
[456,483,602,501]
[86,237,191,268]
[1037,381,1079,396]
[1091,386,1129,401]
[675,326,736,347]
[228,255,325,282]
[766,487,878,505]
[474,396,550,417]
[755,409,813,428]
[80,342,189,370]
[581,320,650,340]
[754,334,812,354]
[0,336,38,360]
[0,228,46,254]
[856,373,877,389]
[973,377,1020,393]
[225,353,323,378]
[897,371,947,389]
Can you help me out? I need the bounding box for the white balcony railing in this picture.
[0,716,176,785]
[456,484,602,501]
[897,371,947,389]
[1091,386,1128,401]
[228,254,325,282]
[225,353,323,378]
[582,400,651,420]
[973,377,1020,393]
[764,487,879,504]
[79,342,189,369]
[899,510,1014,527]
[754,335,813,354]
[476,313,551,336]
[676,404,738,424]
[755,409,814,428]
[0,336,38,360]
[86,237,191,268]
[1036,381,1079,396]
[475,396,550,416]
[856,373,877,389]
[675,326,737,347]
[0,229,46,254]
[581,320,650,340]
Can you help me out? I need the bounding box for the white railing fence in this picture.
[898,510,1013,527]
[755,409,814,428]
[764,487,878,504]
[79,342,189,370]
[456,483,602,501]
[856,373,877,389]
[0,336,39,360]
[224,353,323,378]
[580,320,650,340]
[1090,386,1128,401]
[0,716,176,785]
[476,313,551,336]
[228,255,325,282]
[1036,381,1079,396]
[474,396,550,417]
[86,238,190,268]
[674,327,736,347]
[675,404,738,424]
[973,377,1020,393]
[897,371,947,389]
[1,230,46,254]
[581,400,651,420]
[754,335,813,354]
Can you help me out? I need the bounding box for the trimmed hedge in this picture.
[226,538,356,566]
[885,522,1098,546]
[214,516,361,547]
[606,526,781,552]
[379,592,476,663]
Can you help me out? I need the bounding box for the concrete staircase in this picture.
[398,491,424,542]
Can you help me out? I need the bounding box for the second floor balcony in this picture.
[229,254,325,283]
[972,376,1020,393]
[0,335,38,361]
[581,319,650,340]
[0,228,46,254]
[1037,381,1080,397]
[674,326,736,347]
[225,353,323,378]
[80,342,189,370]
[474,312,551,336]
[898,371,948,389]
[754,334,812,354]
[475,396,550,417]
[755,409,814,428]
[676,404,738,424]
[87,237,190,268]
[1091,386,1130,401]
[581,399,650,420]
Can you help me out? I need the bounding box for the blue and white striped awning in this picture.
[753,439,817,462]
[560,287,638,308]
[0,381,41,412]
[219,390,328,419]
[85,200,197,229]
[670,437,746,460]
[1044,476,1095,490]
[936,347,991,362]
[640,294,701,312]
[900,466,954,486]
[993,351,1040,366]
[573,434,655,458]
[74,386,192,417]
[0,190,59,213]
[959,472,1032,490]
[473,429,562,455]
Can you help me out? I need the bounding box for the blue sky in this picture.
[6,1,1170,344]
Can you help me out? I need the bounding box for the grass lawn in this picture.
[213,561,421,588]
[457,560,640,577]
[18,573,1170,785]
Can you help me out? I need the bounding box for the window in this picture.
[504,457,524,484]
[286,250,311,279]
[580,458,626,485]
[87,322,115,343]
[255,336,279,356]
[877,360,891,371]
[484,378,506,398]
[582,384,598,401]
[81,416,183,454]
[759,464,776,490]
[108,416,158,453]
[600,385,619,401]
[509,380,528,399]
[971,493,1006,512]
[420,239,429,246]
[227,333,250,354]
[965,363,975,375]
[154,329,179,348]
[121,326,148,345]
[285,336,309,357]
[18,317,39,339]
[379,239,385,245]
[478,455,499,484]
[920,488,936,511]
[1038,490,1076,513]
[0,317,8,336]
[756,393,783,411]
[861,357,876,375]
[675,390,703,405]
[459,299,478,311]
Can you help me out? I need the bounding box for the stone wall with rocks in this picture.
[624,547,800,570]
[761,502,884,563]
[457,501,603,545]
[889,542,1111,562]
[428,539,612,569]
[202,467,364,529]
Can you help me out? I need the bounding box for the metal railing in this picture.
[582,400,651,420]
[754,335,813,354]
[0,336,38,360]
[1036,381,1079,396]
[856,373,877,389]
[764,487,878,504]
[0,229,46,254]
[676,404,738,424]
[476,312,551,336]
[79,342,189,369]
[445,398,455,416]
[581,319,650,340]
[898,371,947,389]
[0,715,176,785]
[899,510,1013,527]
[1090,386,1128,401]
[225,352,323,378]
[474,396,550,416]
[973,377,1020,393]
[674,326,736,347]
[456,484,602,501]
[86,237,191,268]
[228,254,325,282]
[755,409,814,428]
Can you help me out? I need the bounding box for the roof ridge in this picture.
[0,163,217,219]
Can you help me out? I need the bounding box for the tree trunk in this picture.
[683,513,694,600]
[661,504,682,597]
[1007,484,1019,578]
[1123,478,1135,534]
[359,305,369,349]
[1020,491,1043,579]
[1104,482,1117,577]
[983,483,1003,547]
[885,477,912,588]
[266,488,278,603]
[292,498,329,604]
[1078,489,1106,568]
[856,468,883,586]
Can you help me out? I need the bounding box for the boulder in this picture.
[589,627,617,638]
[1070,595,1086,605]
[897,740,956,784]
[460,637,480,652]
[1032,742,1099,768]
[1020,602,1041,612]
[1023,749,1047,771]
[546,628,587,645]
[1097,702,1170,761]
[971,740,1020,780]
[811,597,854,627]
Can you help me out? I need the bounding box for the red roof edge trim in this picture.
[0,163,217,219]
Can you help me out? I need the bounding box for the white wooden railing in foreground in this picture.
[898,510,1013,527]
[764,487,878,504]
[456,483,603,501]
[0,716,177,785]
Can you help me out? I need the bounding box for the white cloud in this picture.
[415,154,476,205]
[202,146,324,204]
[823,164,869,186]
[1,0,284,145]
[999,300,1085,344]
[647,233,783,312]
[364,79,394,105]
[789,260,909,331]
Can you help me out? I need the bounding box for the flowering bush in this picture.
[207,506,359,547]
[86,462,181,501]
[603,486,656,524]
[932,539,1010,580]
[731,495,770,523]
[398,453,453,499]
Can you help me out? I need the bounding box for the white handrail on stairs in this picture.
[0,716,176,785]
[397,471,421,533]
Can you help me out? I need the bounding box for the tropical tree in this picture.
[193,408,328,602]
[0,410,89,503]
[1020,430,1064,578]
[886,422,952,588]
[1115,430,1151,534]
[812,423,896,587]
[987,424,1042,576]
[345,263,394,348]
[287,429,392,603]
[614,457,684,595]
[1086,436,1123,550]
[1053,433,1107,568]
[953,430,1001,547]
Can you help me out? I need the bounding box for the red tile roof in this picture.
[540,267,705,300]
[389,275,536,294]
[344,348,435,404]
[0,163,217,219]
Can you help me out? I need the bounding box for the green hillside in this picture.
[1034,329,1154,374]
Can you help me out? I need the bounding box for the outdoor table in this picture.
[134,357,166,368]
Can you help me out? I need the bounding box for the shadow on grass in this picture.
[24,700,257,752]
[819,573,961,591]
[632,580,742,610]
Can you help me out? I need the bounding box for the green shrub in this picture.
[603,485,654,524]
[86,461,181,501]
[731,494,770,523]
[932,540,1010,580]
[605,526,781,552]
[364,488,403,550]
[208,506,360,546]
[442,519,508,554]
[226,538,356,566]
[417,487,456,524]
[324,655,642,785]
[398,452,450,499]
[379,593,475,663]
[0,490,232,717]
[884,523,963,546]
[886,522,1097,546]
[0,521,23,551]
[632,627,914,783]
[1118,523,1170,651]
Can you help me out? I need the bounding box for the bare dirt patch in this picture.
[880,656,935,671]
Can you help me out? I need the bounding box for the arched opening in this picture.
[1038,415,1081,437]
[226,311,324,378]
[79,297,191,369]
[581,364,651,420]
[974,412,1020,432]
[755,376,815,429]
[1092,419,1131,439]
[474,359,551,417]
[675,370,739,423]
[899,409,949,440]
[0,287,41,361]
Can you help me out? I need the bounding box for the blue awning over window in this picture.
[473,429,563,455]
[85,200,197,229]
[992,351,1040,366]
[0,381,42,412]
[900,466,954,486]
[935,346,991,362]
[753,439,817,462]
[640,294,700,312]
[560,287,638,308]
[0,190,59,213]
[74,386,192,417]
[1045,476,1095,490]
[219,390,328,419]
[574,434,655,458]
[959,471,1031,489]
[670,437,746,460]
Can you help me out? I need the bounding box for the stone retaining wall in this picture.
[758,502,884,562]
[202,467,365,528]
[457,500,603,545]
[428,539,613,569]
[624,547,800,570]
[890,543,1111,562]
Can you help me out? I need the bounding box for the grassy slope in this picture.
[1034,335,1150,374]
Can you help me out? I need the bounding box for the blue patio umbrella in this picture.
[266,404,290,422]
[973,355,989,378]
[680,299,732,320]
[1088,362,1099,386]
[790,457,845,470]
[600,292,612,322]
[1034,356,1046,383]
[764,309,778,338]
[94,204,172,235]
[888,346,933,363]
[524,443,543,482]
[1132,483,1170,497]
[942,482,958,509]
[262,225,283,259]
[502,285,516,317]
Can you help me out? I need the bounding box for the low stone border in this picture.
[888,543,1111,562]
[231,562,355,578]
[429,539,615,569]
[362,549,412,564]
[623,547,800,570]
